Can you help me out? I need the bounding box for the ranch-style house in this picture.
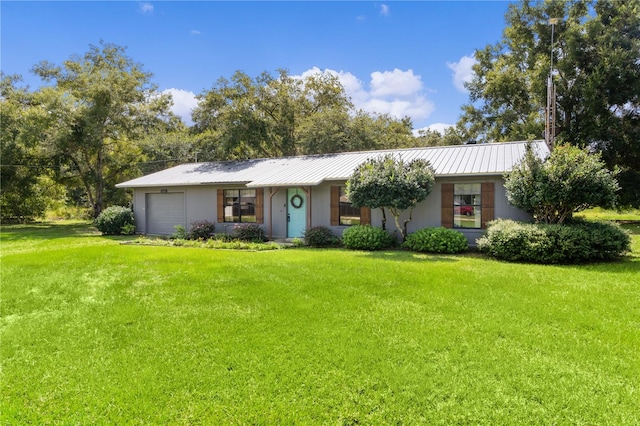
[116,139,549,244]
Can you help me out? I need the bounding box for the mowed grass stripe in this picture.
[1,223,639,424]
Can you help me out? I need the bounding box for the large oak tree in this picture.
[0,75,60,220]
[461,0,640,206]
[192,69,416,159]
[32,42,179,217]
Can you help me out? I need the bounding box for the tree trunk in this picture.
[402,207,414,241]
[93,147,104,218]
[391,208,405,241]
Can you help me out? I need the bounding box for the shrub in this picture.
[233,223,267,242]
[303,226,340,247]
[342,225,393,251]
[173,225,188,240]
[568,218,632,261]
[477,219,630,264]
[403,227,468,254]
[94,206,135,235]
[505,143,619,224]
[121,223,136,235]
[347,154,435,240]
[188,220,216,240]
[477,220,555,263]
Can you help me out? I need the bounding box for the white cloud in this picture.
[370,69,423,97]
[428,123,454,134]
[299,67,368,105]
[429,123,454,134]
[139,2,154,14]
[191,30,202,36]
[447,55,477,92]
[163,88,197,125]
[380,4,390,16]
[297,67,435,124]
[412,123,454,137]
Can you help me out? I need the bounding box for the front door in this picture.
[287,188,307,238]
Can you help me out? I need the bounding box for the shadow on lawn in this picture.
[0,221,101,242]
[360,250,460,263]
[558,256,640,276]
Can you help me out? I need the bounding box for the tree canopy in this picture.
[0,75,58,220]
[346,154,435,240]
[505,143,619,224]
[1,52,423,219]
[191,69,417,160]
[29,42,180,217]
[460,0,640,206]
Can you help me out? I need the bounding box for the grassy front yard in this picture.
[1,222,639,424]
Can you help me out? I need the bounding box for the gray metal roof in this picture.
[116,140,549,188]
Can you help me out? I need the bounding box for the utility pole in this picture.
[546,17,559,150]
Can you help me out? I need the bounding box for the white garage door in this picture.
[146,192,185,235]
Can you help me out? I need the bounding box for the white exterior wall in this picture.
[311,177,531,246]
[133,186,216,235]
[268,188,288,240]
[132,176,531,245]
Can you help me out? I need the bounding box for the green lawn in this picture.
[576,207,640,222]
[1,222,639,424]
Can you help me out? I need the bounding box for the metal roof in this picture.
[116,140,549,188]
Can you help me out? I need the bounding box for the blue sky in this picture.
[1,1,512,131]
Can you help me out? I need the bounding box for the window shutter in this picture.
[481,182,495,228]
[217,189,224,223]
[330,186,340,226]
[360,207,371,226]
[255,188,264,224]
[441,183,454,228]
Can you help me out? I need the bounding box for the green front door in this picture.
[287,188,306,238]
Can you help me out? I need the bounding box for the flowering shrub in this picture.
[188,220,216,240]
[233,223,267,242]
[303,226,340,247]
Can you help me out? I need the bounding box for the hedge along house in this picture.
[116,140,549,244]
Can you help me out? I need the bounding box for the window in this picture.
[339,186,361,226]
[223,189,256,223]
[331,186,370,226]
[453,183,481,228]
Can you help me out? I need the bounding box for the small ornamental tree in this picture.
[505,143,619,224]
[346,154,435,240]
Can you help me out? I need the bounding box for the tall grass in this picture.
[1,222,639,424]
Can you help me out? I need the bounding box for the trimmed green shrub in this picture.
[233,223,267,242]
[94,206,135,235]
[477,219,630,264]
[505,143,619,224]
[188,220,216,240]
[303,226,340,247]
[173,225,188,239]
[403,227,468,254]
[342,225,393,251]
[568,218,632,261]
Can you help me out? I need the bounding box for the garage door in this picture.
[146,192,185,235]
